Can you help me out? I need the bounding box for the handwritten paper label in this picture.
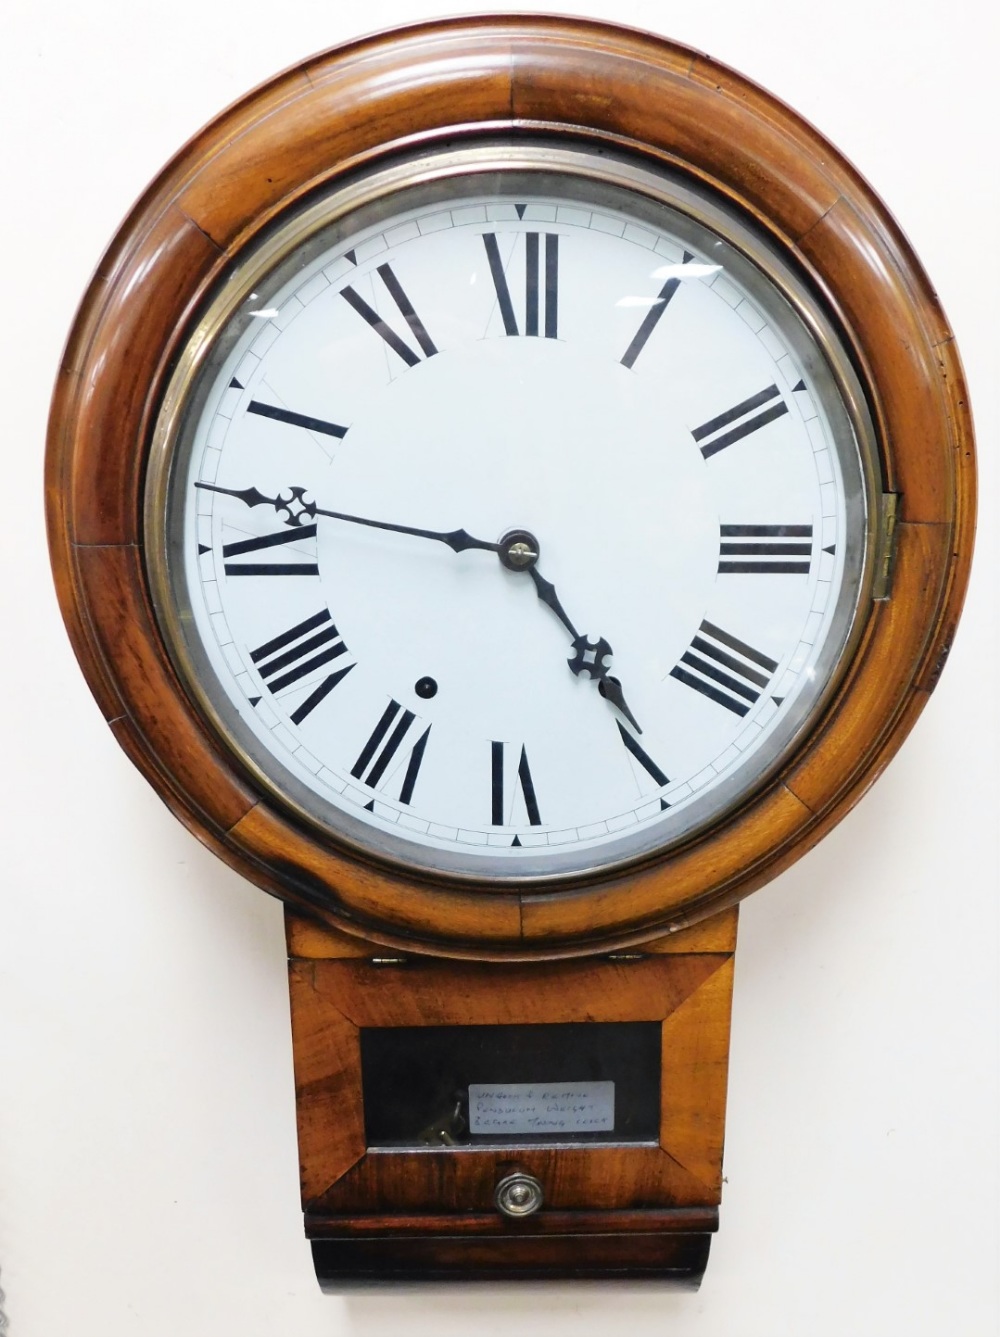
[468,1081,615,1135]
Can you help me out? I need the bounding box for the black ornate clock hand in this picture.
[194,482,502,554]
[526,565,644,734]
[198,481,644,731]
[525,564,580,640]
[597,675,643,731]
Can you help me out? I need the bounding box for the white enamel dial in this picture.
[151,155,873,883]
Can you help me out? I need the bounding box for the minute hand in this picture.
[312,504,501,554]
[193,482,501,554]
[199,479,646,733]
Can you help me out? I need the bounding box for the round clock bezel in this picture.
[145,143,879,886]
[46,17,975,958]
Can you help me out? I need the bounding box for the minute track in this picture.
[169,170,863,877]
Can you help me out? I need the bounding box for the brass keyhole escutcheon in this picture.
[494,1172,544,1219]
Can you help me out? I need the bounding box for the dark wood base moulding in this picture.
[308,1208,715,1286]
[310,1230,713,1288]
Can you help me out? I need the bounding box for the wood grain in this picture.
[660,957,735,1193]
[316,1145,716,1216]
[287,917,735,1273]
[45,20,975,1281]
[287,944,736,1212]
[287,963,366,1201]
[309,1228,711,1284]
[46,16,975,955]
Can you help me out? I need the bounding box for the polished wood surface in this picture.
[309,1230,711,1286]
[287,902,736,1281]
[46,16,975,955]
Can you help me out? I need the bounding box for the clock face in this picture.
[148,149,874,883]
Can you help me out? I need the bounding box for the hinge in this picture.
[369,956,409,966]
[872,493,899,601]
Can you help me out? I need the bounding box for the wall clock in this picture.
[46,16,974,1285]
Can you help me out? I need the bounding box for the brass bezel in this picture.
[144,143,879,887]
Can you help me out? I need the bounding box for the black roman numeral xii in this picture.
[482,232,559,338]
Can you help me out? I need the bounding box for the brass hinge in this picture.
[873,493,899,601]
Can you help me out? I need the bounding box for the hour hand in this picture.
[194,481,317,526]
[532,586,643,734]
[597,675,643,735]
[567,635,643,734]
[525,564,644,733]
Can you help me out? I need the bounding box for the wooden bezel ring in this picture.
[46,16,975,959]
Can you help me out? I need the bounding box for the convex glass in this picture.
[148,152,875,882]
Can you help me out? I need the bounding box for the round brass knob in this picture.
[494,1171,544,1218]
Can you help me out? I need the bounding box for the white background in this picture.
[1,2,996,1334]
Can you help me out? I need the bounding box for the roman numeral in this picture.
[222,524,319,577]
[620,251,695,368]
[249,609,354,723]
[670,620,778,717]
[341,263,437,367]
[718,524,813,574]
[616,722,670,790]
[693,385,789,459]
[246,401,347,439]
[351,700,430,804]
[491,742,541,826]
[482,232,559,338]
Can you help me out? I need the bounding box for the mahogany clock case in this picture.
[45,16,974,959]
